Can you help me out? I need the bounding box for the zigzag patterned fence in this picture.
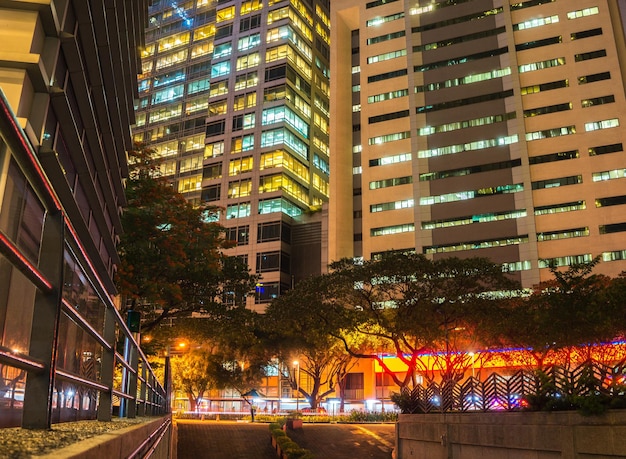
[397,360,626,414]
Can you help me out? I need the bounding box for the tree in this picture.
[322,253,518,387]
[262,277,358,410]
[116,144,258,331]
[495,257,621,370]
[144,315,269,396]
[170,349,215,412]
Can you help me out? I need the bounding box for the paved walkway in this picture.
[176,420,395,459]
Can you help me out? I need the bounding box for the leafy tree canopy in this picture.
[322,253,520,386]
[116,144,258,332]
[262,276,359,408]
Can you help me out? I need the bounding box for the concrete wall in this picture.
[39,416,173,459]
[397,411,626,459]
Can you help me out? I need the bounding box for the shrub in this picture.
[343,410,398,423]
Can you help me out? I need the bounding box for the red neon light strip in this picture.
[0,232,53,291]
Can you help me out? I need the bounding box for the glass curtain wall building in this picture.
[0,0,167,429]
[135,0,331,310]
[330,0,626,287]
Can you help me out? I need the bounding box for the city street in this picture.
[176,420,395,459]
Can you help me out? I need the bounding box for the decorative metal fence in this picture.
[397,360,626,414]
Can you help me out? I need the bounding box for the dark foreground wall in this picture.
[38,416,173,459]
[397,411,626,459]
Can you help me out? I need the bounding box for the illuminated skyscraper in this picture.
[135,0,330,309]
[330,0,626,286]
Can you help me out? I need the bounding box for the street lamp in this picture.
[293,360,300,412]
[469,352,476,379]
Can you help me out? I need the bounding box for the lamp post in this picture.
[293,360,300,412]
[469,352,476,379]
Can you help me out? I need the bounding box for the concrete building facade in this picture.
[330,0,626,287]
[134,0,331,310]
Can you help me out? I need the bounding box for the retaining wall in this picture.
[397,410,626,458]
[38,416,173,459]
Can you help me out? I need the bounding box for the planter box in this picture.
[286,419,303,430]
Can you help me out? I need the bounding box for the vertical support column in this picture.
[137,359,147,417]
[22,211,64,429]
[164,355,172,414]
[127,344,139,418]
[97,306,117,421]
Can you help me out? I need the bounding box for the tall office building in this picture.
[135,0,331,310]
[330,0,626,287]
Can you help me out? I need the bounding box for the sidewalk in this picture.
[176,420,395,459]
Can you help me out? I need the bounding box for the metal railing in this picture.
[0,89,169,429]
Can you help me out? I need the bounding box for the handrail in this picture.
[127,416,172,459]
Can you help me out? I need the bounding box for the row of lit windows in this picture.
[178,174,202,193]
[259,173,310,204]
[368,131,410,145]
[369,176,412,190]
[537,227,589,242]
[519,57,565,73]
[585,118,619,131]
[368,89,408,104]
[366,11,404,27]
[424,236,528,255]
[534,201,586,215]
[371,223,414,237]
[268,25,313,60]
[418,112,515,136]
[262,106,309,138]
[229,156,254,176]
[261,127,308,159]
[592,169,626,182]
[370,199,414,213]
[526,125,575,141]
[369,153,411,167]
[415,68,511,94]
[228,179,252,199]
[420,184,523,206]
[264,84,311,119]
[260,150,310,183]
[367,49,407,64]
[268,6,313,41]
[421,210,527,230]
[539,254,593,268]
[259,197,303,217]
[513,15,558,31]
[313,134,329,156]
[417,135,518,159]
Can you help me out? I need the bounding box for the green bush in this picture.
[342,411,398,423]
[270,419,313,458]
